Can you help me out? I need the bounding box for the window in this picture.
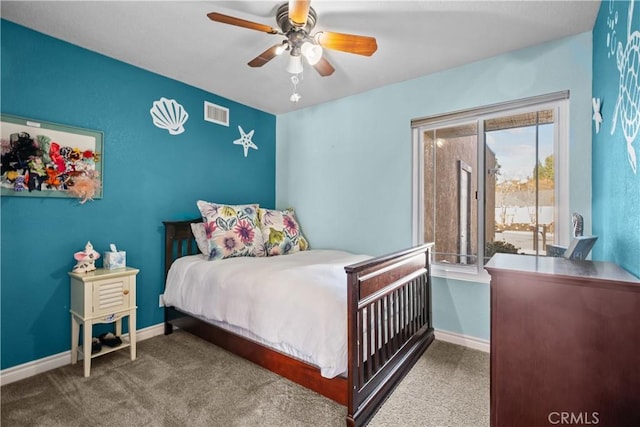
[412,92,569,273]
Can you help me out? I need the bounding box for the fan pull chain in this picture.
[290,74,302,103]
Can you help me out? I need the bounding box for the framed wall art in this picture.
[1,114,103,202]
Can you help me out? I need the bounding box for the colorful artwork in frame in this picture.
[1,114,103,201]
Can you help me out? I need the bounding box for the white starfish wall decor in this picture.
[233,125,258,157]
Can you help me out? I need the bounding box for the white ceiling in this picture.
[1,1,600,115]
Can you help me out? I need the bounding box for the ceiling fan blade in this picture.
[207,12,279,34]
[248,44,282,68]
[313,57,335,77]
[288,0,310,27]
[316,31,378,56]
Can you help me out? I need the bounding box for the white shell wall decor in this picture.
[607,0,639,174]
[150,97,189,135]
[233,125,258,158]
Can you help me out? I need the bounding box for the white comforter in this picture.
[163,249,370,378]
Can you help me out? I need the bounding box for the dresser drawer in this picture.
[92,276,131,316]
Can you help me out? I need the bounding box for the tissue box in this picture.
[103,250,126,269]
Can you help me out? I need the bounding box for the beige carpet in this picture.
[1,331,488,426]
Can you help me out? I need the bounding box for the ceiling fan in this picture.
[207,0,378,78]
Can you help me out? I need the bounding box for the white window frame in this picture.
[411,92,569,282]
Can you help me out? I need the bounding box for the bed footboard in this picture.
[345,243,434,427]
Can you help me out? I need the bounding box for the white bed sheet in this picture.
[163,249,370,378]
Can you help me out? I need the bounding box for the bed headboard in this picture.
[163,218,202,281]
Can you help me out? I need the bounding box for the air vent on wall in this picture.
[204,101,229,126]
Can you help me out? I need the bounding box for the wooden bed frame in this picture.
[163,218,434,427]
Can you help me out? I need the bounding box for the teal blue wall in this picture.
[277,32,594,341]
[0,20,276,369]
[592,0,640,278]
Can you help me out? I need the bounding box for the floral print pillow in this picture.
[196,200,265,260]
[190,222,210,255]
[259,208,309,256]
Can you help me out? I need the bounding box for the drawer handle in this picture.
[123,290,129,295]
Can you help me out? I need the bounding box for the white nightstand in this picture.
[69,267,139,377]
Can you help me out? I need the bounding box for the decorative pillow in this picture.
[196,200,265,260]
[190,222,209,255]
[259,208,309,256]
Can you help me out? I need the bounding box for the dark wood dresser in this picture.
[485,254,640,427]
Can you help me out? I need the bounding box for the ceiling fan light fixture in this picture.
[207,2,377,103]
[286,55,304,74]
[301,41,323,65]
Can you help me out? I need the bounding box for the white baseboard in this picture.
[2,324,486,386]
[434,329,490,353]
[0,323,166,386]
